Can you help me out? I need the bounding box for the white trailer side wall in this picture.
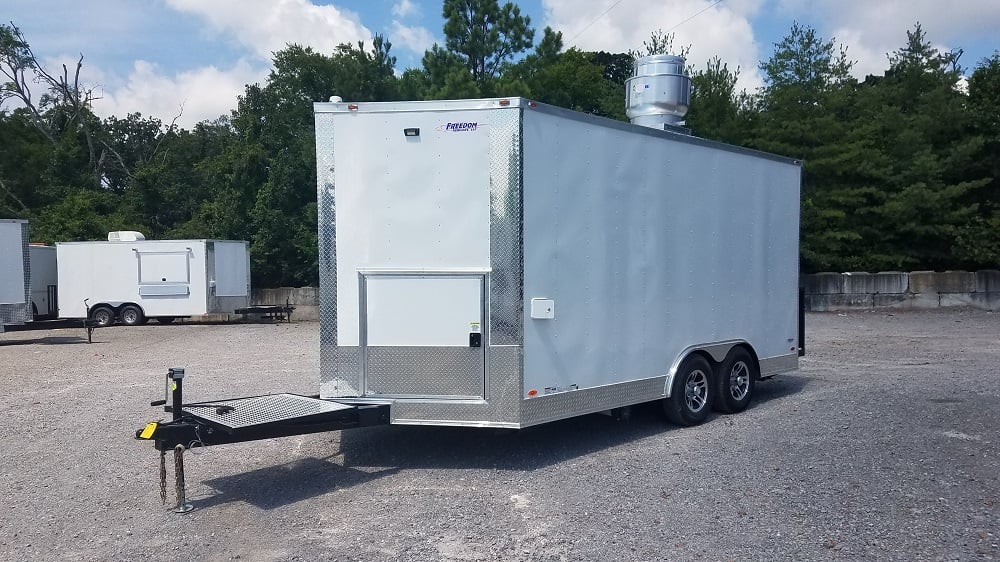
[212,241,250,297]
[520,108,801,398]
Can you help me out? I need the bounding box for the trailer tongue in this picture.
[135,368,389,511]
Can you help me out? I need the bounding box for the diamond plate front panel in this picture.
[315,113,354,393]
[321,345,361,397]
[520,376,667,427]
[489,108,524,346]
[390,345,523,425]
[0,302,28,325]
[1,222,31,326]
[366,346,484,397]
[184,394,354,429]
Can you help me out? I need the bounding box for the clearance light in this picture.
[347,104,359,110]
[528,102,537,108]
[527,389,538,397]
[498,99,511,106]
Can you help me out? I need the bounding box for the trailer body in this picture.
[0,219,31,333]
[313,97,801,429]
[56,239,250,324]
[29,245,57,318]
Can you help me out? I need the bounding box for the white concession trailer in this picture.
[138,58,802,505]
[0,219,31,333]
[58,235,251,326]
[311,94,801,429]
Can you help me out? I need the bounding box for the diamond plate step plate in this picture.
[183,394,355,430]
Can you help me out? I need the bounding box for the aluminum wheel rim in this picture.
[728,361,750,401]
[123,309,138,324]
[685,369,709,413]
[95,311,112,326]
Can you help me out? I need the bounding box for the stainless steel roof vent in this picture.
[625,54,692,133]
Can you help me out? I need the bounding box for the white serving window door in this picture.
[136,250,191,296]
[361,273,486,399]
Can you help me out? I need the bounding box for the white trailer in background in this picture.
[29,244,57,318]
[1,220,94,340]
[57,234,251,326]
[0,219,31,333]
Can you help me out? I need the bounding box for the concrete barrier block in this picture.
[805,293,872,312]
[874,292,939,309]
[291,305,320,321]
[873,294,910,307]
[804,273,844,295]
[975,270,1000,293]
[873,272,908,294]
[290,286,319,306]
[252,286,320,306]
[842,272,874,294]
[939,292,1000,311]
[908,271,974,294]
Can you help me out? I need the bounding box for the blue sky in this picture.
[5,0,998,128]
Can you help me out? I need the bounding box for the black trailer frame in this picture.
[135,368,389,511]
[1,318,98,342]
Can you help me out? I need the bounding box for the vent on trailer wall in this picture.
[625,54,693,134]
[108,231,146,242]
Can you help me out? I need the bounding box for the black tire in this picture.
[90,305,115,327]
[154,316,176,325]
[714,347,758,414]
[663,354,714,426]
[119,304,145,326]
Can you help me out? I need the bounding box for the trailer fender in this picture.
[663,340,759,397]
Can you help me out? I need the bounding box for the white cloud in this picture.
[775,0,1000,76]
[543,0,766,92]
[392,0,420,19]
[164,0,372,60]
[91,59,266,128]
[390,21,437,55]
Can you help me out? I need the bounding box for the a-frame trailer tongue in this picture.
[136,368,389,511]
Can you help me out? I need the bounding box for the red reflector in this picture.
[527,389,538,397]
[498,99,510,106]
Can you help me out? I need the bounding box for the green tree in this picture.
[442,0,534,93]
[964,53,1000,265]
[687,57,756,143]
[629,29,689,59]
[852,24,992,269]
[525,49,623,118]
[590,51,633,86]
[755,22,863,271]
[0,109,50,216]
[0,22,105,190]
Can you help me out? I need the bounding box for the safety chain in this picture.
[159,449,167,504]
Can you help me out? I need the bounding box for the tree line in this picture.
[1,1,998,287]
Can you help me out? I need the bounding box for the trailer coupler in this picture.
[135,367,390,511]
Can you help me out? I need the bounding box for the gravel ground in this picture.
[1,309,998,561]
